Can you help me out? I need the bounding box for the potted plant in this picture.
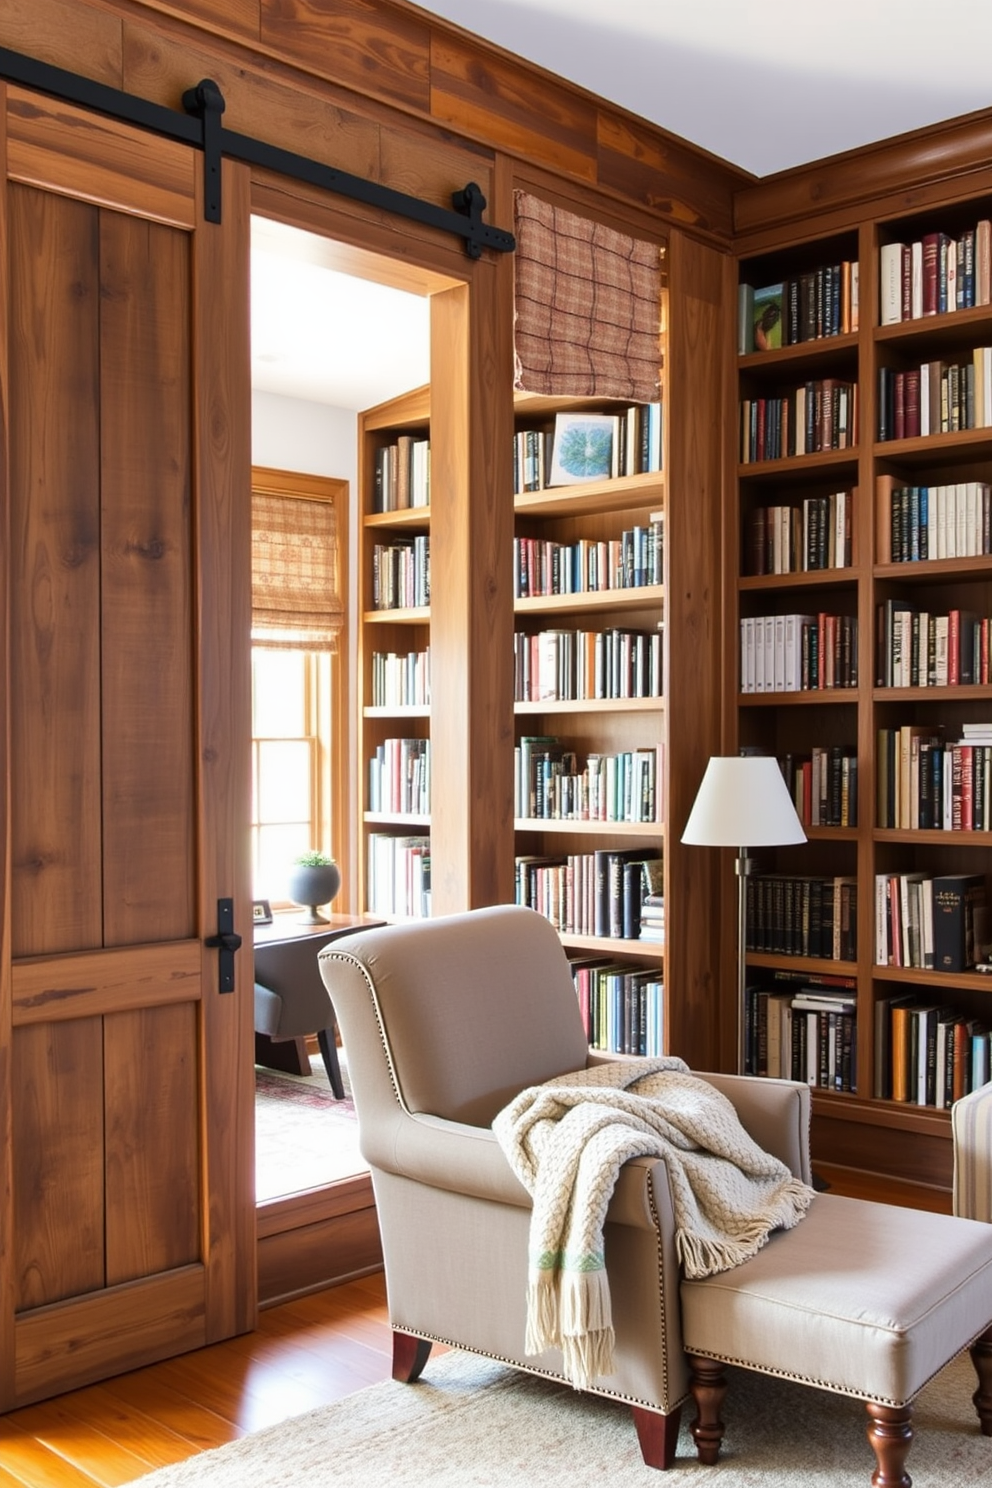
[287,850,341,924]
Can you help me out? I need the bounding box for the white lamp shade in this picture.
[681,755,807,849]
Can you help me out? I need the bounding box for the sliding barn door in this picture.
[0,85,254,1406]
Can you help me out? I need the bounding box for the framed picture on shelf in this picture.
[548,413,618,485]
[252,899,273,925]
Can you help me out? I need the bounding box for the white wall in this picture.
[251,389,357,491]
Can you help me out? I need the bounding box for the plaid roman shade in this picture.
[251,491,344,651]
[513,191,663,404]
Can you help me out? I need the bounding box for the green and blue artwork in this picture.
[549,413,617,484]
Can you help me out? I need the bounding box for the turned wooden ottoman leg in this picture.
[865,1401,913,1488]
[970,1325,992,1435]
[688,1355,727,1465]
[392,1330,433,1382]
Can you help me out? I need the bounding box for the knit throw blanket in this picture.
[492,1057,815,1390]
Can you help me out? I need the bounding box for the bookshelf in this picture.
[510,389,666,1056]
[733,184,992,1189]
[358,386,433,922]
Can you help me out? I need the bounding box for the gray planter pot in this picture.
[286,862,341,924]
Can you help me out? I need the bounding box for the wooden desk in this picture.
[253,913,384,1086]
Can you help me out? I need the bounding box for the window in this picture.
[250,468,348,904]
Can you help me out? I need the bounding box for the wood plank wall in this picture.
[0,0,747,250]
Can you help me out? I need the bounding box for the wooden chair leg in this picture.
[865,1401,913,1488]
[631,1402,682,1469]
[392,1330,433,1383]
[970,1325,992,1435]
[688,1355,727,1465]
[316,1024,346,1099]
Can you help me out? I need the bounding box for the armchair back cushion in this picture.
[321,904,590,1127]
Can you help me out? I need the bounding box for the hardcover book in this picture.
[752,283,784,351]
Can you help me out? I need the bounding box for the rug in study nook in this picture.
[131,1346,991,1488]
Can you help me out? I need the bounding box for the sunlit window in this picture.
[251,649,328,902]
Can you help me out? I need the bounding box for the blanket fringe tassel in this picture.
[527,1268,616,1390]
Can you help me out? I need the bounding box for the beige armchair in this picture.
[317,903,812,1469]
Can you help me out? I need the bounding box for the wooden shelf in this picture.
[515,817,661,837]
[738,331,858,375]
[363,705,431,719]
[559,932,665,960]
[514,471,661,518]
[737,688,858,706]
[363,812,430,828]
[515,696,662,715]
[739,568,857,592]
[363,607,430,625]
[873,556,992,583]
[363,506,430,529]
[738,447,859,481]
[515,585,663,617]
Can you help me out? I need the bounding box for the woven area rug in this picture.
[254,1054,365,1200]
[132,1347,989,1487]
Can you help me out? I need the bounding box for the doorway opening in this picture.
[249,215,435,1204]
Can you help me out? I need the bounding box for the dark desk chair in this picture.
[253,931,346,1098]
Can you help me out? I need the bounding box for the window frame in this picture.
[250,467,350,910]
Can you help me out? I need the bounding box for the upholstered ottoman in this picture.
[680,1193,992,1486]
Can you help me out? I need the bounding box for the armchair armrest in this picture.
[389,1112,675,1234]
[695,1072,812,1183]
[586,1053,812,1183]
[952,1082,992,1222]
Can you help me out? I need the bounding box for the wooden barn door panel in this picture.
[12,1020,105,1311]
[0,87,253,1408]
[9,184,103,959]
[98,208,196,948]
[104,1003,200,1286]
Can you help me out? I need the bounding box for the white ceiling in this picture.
[251,0,992,412]
[413,0,992,178]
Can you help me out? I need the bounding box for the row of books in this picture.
[513,405,663,494]
[370,648,430,708]
[738,264,860,354]
[877,353,992,441]
[739,380,858,463]
[778,746,858,829]
[745,874,857,961]
[879,222,992,325]
[743,491,853,576]
[513,626,663,703]
[877,727,992,832]
[874,872,989,971]
[367,737,430,816]
[570,957,664,1056]
[744,980,857,1090]
[515,849,662,942]
[739,612,859,693]
[371,536,430,611]
[514,517,663,598]
[514,736,658,824]
[371,435,431,513]
[875,995,992,1107]
[875,600,991,687]
[366,832,431,919]
[876,476,992,564]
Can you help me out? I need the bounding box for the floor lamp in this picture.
[682,755,807,1074]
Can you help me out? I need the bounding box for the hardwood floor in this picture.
[0,1273,393,1487]
[0,1168,953,1486]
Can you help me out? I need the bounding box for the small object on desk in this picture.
[252,898,273,925]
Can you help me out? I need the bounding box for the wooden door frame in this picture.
[246,168,515,1294]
